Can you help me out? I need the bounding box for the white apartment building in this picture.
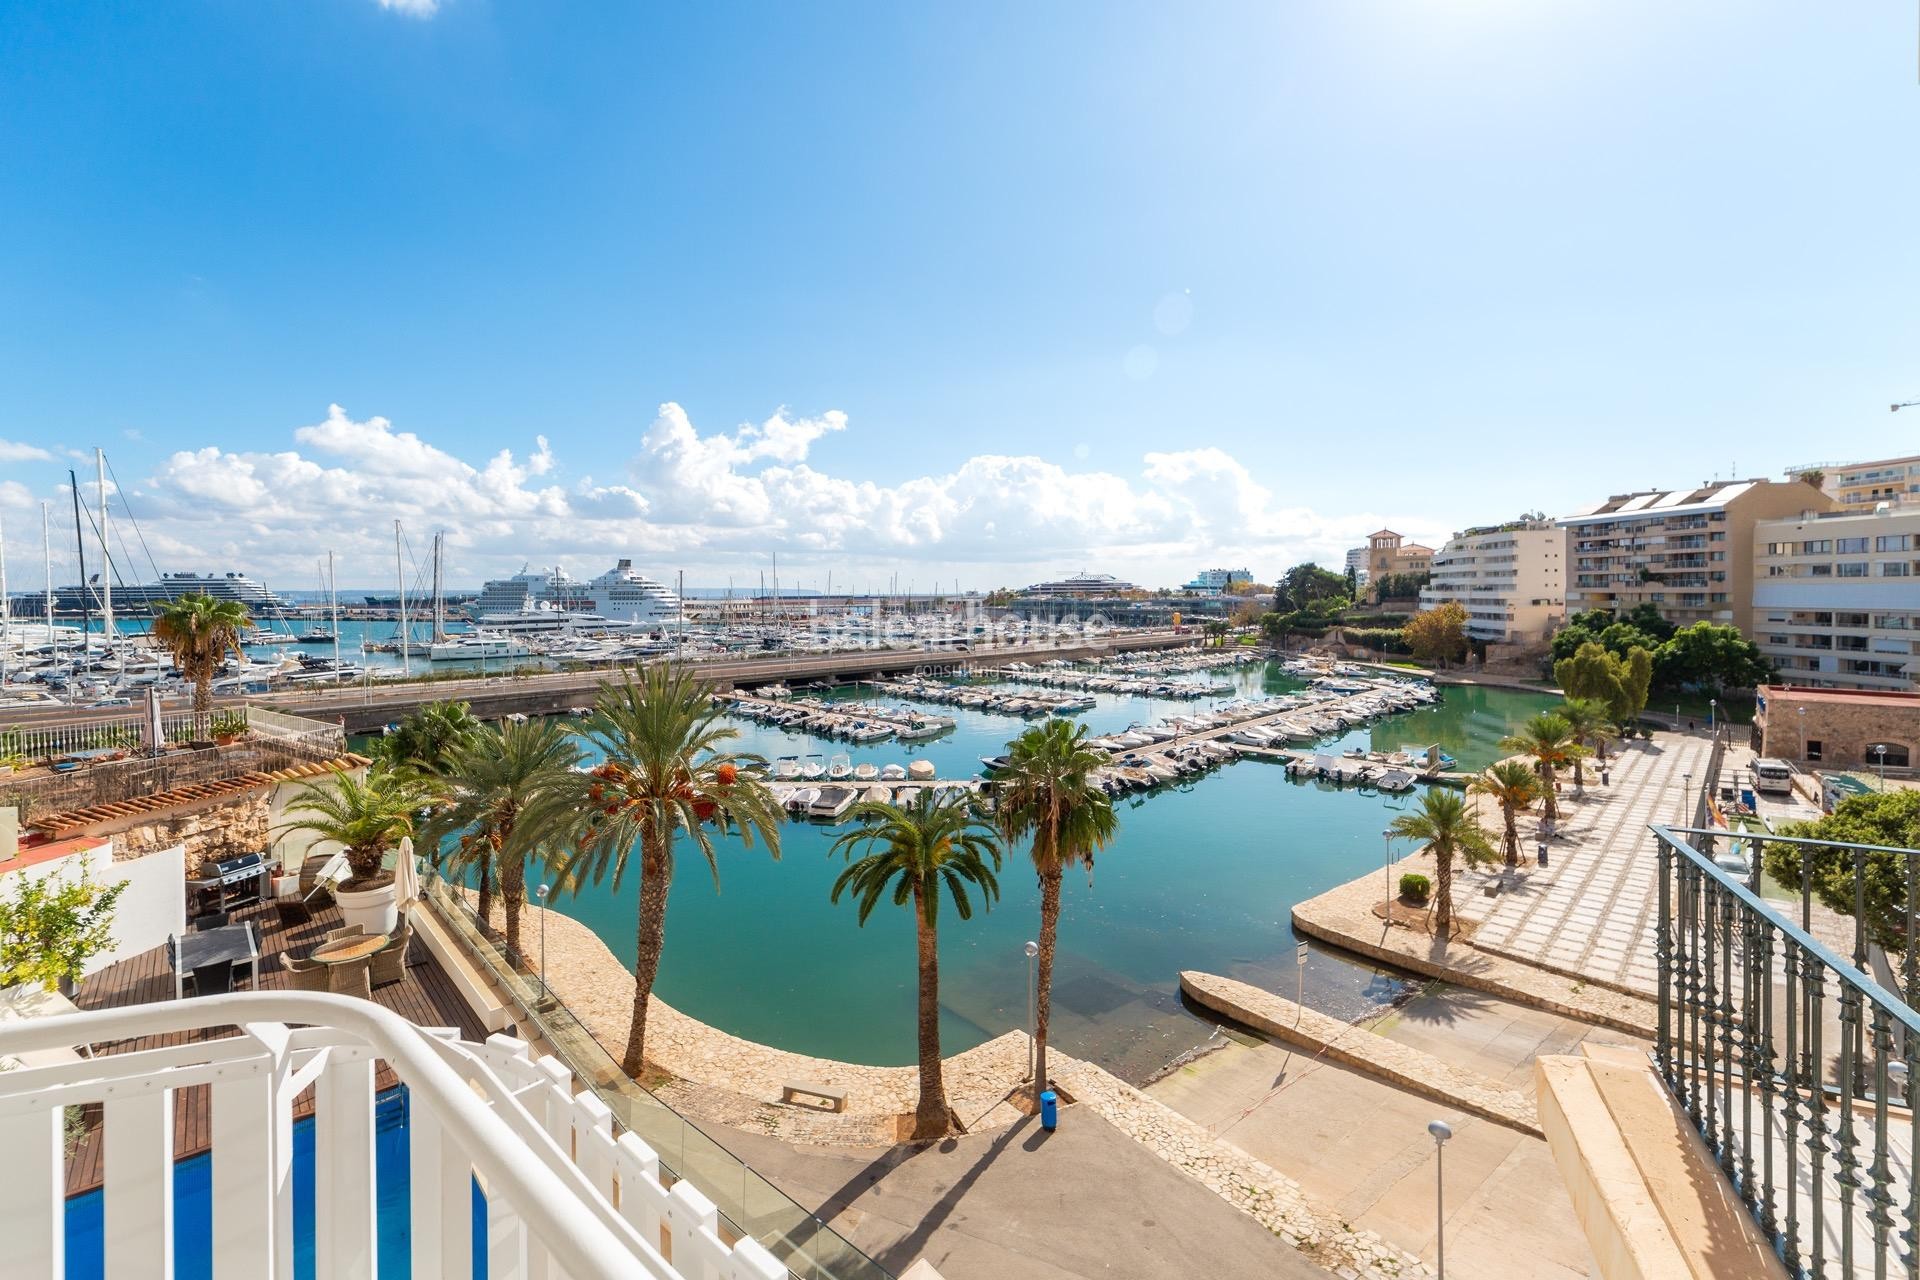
[1417,520,1568,643]
[1752,505,1920,691]
[1343,546,1370,587]
[1786,453,1920,510]
[1183,567,1252,594]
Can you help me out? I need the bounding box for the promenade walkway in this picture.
[1458,731,1717,998]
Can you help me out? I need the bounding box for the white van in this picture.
[1752,758,1795,796]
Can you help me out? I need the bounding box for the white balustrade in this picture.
[0,992,790,1280]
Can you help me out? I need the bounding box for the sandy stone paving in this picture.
[1178,971,1541,1137]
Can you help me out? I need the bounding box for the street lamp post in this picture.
[1428,1120,1453,1279]
[1709,698,1717,734]
[1682,772,1693,825]
[1873,744,1888,792]
[1382,830,1398,916]
[1024,940,1039,1079]
[1798,706,1807,761]
[536,883,551,1002]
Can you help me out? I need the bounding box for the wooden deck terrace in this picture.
[64,894,497,1197]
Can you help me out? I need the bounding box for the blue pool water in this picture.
[64,1086,486,1279]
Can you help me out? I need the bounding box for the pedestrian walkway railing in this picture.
[420,877,895,1280]
[1651,823,1918,1279]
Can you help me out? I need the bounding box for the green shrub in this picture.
[1398,872,1431,901]
[1342,627,1410,654]
[209,711,250,739]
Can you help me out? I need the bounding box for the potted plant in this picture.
[278,769,441,935]
[209,711,250,746]
[0,866,127,996]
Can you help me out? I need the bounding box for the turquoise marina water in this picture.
[532,665,1559,1081]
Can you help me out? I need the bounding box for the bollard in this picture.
[1536,842,1549,867]
[1040,1089,1058,1131]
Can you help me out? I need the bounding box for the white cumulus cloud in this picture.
[375,0,440,16]
[0,439,54,463]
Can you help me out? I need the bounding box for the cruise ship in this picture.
[51,571,287,616]
[585,559,680,625]
[471,565,594,618]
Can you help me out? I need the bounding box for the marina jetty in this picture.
[2,629,1196,735]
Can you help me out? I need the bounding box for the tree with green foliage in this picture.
[1276,563,1352,613]
[1554,641,1653,725]
[1760,789,1919,952]
[830,790,1002,1139]
[0,866,127,991]
[1345,564,1358,596]
[995,717,1117,1100]
[1387,789,1497,934]
[1469,760,1544,868]
[1655,622,1772,695]
[1404,602,1469,666]
[1555,696,1611,783]
[1374,571,1431,601]
[428,718,582,956]
[1499,712,1587,823]
[279,768,444,890]
[376,700,485,777]
[536,664,784,1075]
[152,593,252,724]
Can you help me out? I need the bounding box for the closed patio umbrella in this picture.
[393,836,421,909]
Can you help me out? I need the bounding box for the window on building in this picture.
[1881,562,1911,577]
[1806,740,1823,762]
[1802,540,1832,554]
[1838,562,1869,577]
[1808,564,1833,577]
[1837,537,1870,554]
[1836,612,1870,627]
[1876,534,1912,552]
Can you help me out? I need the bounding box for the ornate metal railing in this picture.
[1653,824,1918,1278]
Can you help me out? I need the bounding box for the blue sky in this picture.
[2,1,1917,591]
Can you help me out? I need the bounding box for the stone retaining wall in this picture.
[1178,971,1541,1137]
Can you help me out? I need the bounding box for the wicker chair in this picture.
[323,925,365,946]
[370,919,412,989]
[281,953,330,993]
[326,955,373,1001]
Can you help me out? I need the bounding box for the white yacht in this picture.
[428,634,533,661]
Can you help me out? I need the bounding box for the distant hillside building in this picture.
[1021,571,1139,599]
[1343,547,1370,587]
[1561,480,1834,632]
[1183,568,1251,595]
[1366,530,1434,598]
[1751,504,1920,691]
[1785,454,1920,511]
[1418,520,1567,644]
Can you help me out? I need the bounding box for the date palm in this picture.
[378,700,483,778]
[279,768,443,890]
[151,593,251,725]
[1387,788,1497,935]
[537,664,781,1076]
[427,718,581,956]
[1499,712,1586,823]
[994,717,1116,1102]
[1555,697,1610,787]
[830,790,1001,1140]
[1469,760,1544,868]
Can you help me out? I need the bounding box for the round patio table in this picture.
[308,933,390,965]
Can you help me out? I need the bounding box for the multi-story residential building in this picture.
[1182,567,1252,595]
[1364,530,1433,599]
[1751,505,1920,690]
[1020,571,1139,598]
[1417,519,1567,644]
[1785,453,1920,510]
[1343,546,1370,587]
[1560,480,1834,632]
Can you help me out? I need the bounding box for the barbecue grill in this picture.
[188,851,278,913]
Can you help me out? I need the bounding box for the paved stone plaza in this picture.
[1459,731,1719,997]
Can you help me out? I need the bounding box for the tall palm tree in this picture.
[1555,697,1610,787]
[378,700,483,778]
[151,594,251,727]
[428,718,581,956]
[994,717,1116,1101]
[1387,788,1497,935]
[279,768,443,890]
[1499,712,1585,823]
[1469,760,1544,868]
[829,790,1001,1140]
[536,664,782,1076]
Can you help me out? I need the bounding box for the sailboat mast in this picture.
[431,531,445,641]
[69,470,92,663]
[396,520,410,673]
[1,515,10,688]
[96,447,114,658]
[328,551,341,678]
[42,503,56,691]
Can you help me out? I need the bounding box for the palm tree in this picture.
[830,790,1001,1140]
[279,768,443,890]
[1469,760,1544,868]
[994,717,1116,1102]
[1555,697,1610,787]
[1499,712,1585,823]
[151,594,251,727]
[537,664,782,1076]
[428,718,581,956]
[1387,789,1497,935]
[377,700,483,777]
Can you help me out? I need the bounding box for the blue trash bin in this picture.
[1040,1089,1058,1131]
